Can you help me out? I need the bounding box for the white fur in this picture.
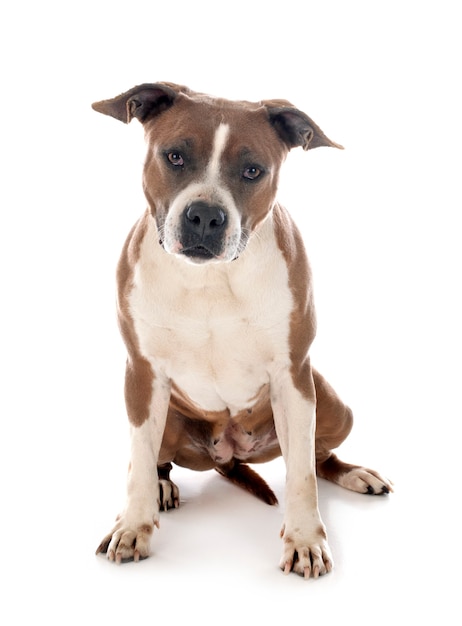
[132,212,293,414]
[207,122,229,179]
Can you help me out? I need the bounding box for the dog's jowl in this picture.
[92,83,392,578]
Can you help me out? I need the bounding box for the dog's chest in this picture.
[129,219,293,414]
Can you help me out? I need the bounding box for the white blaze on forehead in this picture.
[206,123,230,181]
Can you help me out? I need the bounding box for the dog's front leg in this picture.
[271,365,333,579]
[96,364,171,563]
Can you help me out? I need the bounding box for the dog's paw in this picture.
[340,467,393,495]
[158,478,180,511]
[95,517,158,563]
[279,524,333,579]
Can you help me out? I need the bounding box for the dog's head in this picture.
[93,83,342,264]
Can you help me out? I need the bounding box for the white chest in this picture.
[128,217,293,413]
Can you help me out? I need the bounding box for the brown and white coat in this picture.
[92,83,392,578]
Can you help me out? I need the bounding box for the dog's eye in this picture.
[242,166,262,180]
[167,152,185,167]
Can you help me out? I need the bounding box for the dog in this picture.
[92,82,392,578]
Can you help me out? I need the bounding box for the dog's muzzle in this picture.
[180,201,228,261]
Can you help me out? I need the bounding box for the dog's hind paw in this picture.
[158,478,180,510]
[341,467,393,495]
[317,455,393,495]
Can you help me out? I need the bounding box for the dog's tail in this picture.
[215,460,278,505]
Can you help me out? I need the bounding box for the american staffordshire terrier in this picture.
[92,82,392,578]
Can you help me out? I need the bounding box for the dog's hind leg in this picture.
[313,369,393,495]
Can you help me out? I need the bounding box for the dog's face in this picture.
[93,83,341,264]
[143,97,288,264]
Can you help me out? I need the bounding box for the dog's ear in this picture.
[265,101,343,151]
[92,83,180,124]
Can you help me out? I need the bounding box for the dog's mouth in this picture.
[158,233,241,264]
[158,237,217,262]
[181,244,216,261]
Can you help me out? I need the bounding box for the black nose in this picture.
[184,201,227,237]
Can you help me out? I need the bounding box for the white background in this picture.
[1,1,460,624]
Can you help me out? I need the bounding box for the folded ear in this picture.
[265,101,343,151]
[91,83,180,124]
